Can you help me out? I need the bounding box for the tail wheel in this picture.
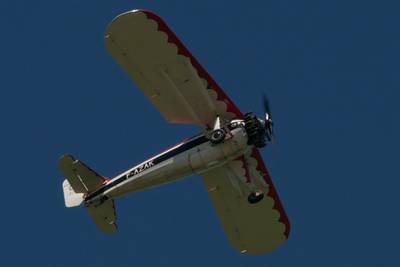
[210,129,226,144]
[247,191,264,204]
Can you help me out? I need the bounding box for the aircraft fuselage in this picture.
[86,123,249,204]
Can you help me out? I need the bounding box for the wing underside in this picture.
[201,148,290,254]
[104,10,242,127]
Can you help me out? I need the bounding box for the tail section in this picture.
[59,154,117,233]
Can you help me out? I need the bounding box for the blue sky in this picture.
[1,0,399,266]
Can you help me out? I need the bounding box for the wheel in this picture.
[247,191,264,204]
[210,129,226,144]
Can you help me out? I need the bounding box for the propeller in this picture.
[262,94,275,142]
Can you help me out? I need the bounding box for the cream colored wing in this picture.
[201,148,290,254]
[104,10,242,127]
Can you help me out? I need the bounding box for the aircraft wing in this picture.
[201,148,290,254]
[104,10,243,127]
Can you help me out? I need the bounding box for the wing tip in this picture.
[105,9,160,27]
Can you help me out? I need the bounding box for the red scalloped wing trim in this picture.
[251,148,291,238]
[142,10,243,120]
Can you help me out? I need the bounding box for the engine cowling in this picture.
[244,112,267,148]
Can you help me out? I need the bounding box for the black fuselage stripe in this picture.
[86,135,208,201]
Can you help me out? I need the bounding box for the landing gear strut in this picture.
[247,191,264,204]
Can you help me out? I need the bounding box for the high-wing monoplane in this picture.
[59,10,290,254]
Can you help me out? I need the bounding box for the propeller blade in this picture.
[262,93,275,142]
[262,94,272,118]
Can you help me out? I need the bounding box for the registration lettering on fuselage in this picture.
[127,161,154,178]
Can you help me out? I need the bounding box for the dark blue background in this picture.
[1,1,399,266]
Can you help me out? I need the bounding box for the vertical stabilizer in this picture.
[62,179,84,207]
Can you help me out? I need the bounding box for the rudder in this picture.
[62,179,84,207]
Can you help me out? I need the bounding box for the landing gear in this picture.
[209,129,226,144]
[247,191,264,204]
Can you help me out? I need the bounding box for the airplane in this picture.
[59,9,290,255]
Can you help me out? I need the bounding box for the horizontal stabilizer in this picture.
[86,200,117,233]
[59,154,106,193]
